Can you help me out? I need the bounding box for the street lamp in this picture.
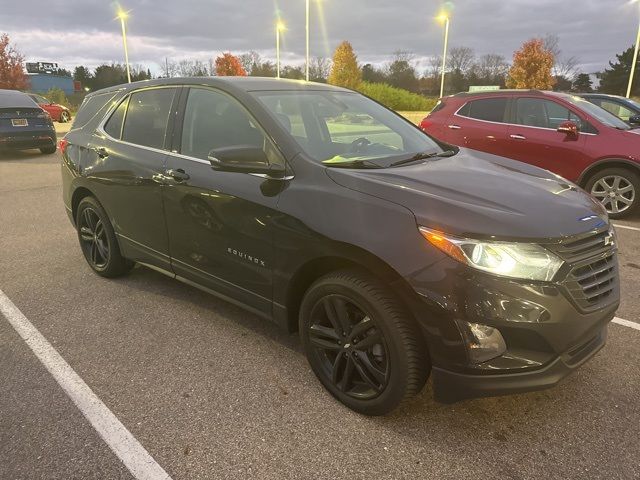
[117,9,132,83]
[437,12,450,98]
[276,21,286,79]
[627,0,640,98]
[306,0,310,81]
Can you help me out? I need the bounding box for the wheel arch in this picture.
[577,158,640,187]
[283,244,427,340]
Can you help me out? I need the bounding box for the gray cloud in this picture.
[1,0,636,74]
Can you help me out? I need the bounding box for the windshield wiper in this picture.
[321,158,384,169]
[389,149,457,167]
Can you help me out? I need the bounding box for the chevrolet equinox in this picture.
[61,78,619,415]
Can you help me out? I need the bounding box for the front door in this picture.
[506,97,587,181]
[162,87,285,316]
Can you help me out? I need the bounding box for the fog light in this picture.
[456,320,507,364]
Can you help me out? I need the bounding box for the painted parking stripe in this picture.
[613,317,640,331]
[612,224,640,233]
[0,288,172,480]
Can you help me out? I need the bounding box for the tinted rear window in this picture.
[459,98,508,123]
[121,88,176,149]
[72,92,119,129]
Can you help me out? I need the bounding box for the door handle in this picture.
[510,134,527,140]
[448,125,462,130]
[165,168,190,182]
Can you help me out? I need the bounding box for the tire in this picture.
[60,111,70,123]
[75,196,134,278]
[586,167,640,219]
[299,269,430,416]
[40,145,56,155]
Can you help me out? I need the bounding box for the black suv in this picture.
[61,78,619,415]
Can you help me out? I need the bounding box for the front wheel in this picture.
[76,196,134,278]
[60,111,71,123]
[586,167,639,219]
[299,269,430,415]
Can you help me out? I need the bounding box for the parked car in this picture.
[61,78,618,415]
[28,93,71,123]
[420,90,640,218]
[579,93,640,127]
[0,89,56,154]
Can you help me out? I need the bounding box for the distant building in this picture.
[27,74,75,95]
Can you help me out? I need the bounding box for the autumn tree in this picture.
[328,41,361,89]
[506,38,555,90]
[214,53,247,76]
[0,33,29,90]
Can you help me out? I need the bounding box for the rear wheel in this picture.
[40,145,56,154]
[586,167,639,219]
[76,197,134,278]
[60,111,71,123]
[299,269,430,415]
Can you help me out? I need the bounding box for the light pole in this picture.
[438,13,450,98]
[117,10,132,83]
[627,1,640,98]
[276,22,286,78]
[305,0,310,81]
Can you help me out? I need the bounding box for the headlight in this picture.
[419,227,564,281]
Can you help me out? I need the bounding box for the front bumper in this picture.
[432,321,609,403]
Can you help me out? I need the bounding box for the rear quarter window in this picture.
[71,91,119,130]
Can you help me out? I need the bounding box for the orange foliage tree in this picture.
[328,41,362,89]
[0,33,29,90]
[506,38,556,90]
[214,53,247,76]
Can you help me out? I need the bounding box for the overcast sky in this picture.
[1,0,638,75]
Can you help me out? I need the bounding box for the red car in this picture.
[420,90,640,218]
[28,93,71,123]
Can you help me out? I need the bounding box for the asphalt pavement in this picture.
[1,147,639,480]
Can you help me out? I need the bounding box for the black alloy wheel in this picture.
[79,207,110,269]
[76,196,134,277]
[300,269,430,416]
[308,294,390,400]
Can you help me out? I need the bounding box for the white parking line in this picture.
[612,223,640,233]
[613,317,640,331]
[0,289,172,480]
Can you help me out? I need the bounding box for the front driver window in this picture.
[180,88,267,161]
[514,98,583,130]
[600,100,634,122]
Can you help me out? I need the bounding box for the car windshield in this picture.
[627,98,640,111]
[565,95,631,130]
[252,90,445,167]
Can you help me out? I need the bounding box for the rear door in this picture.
[506,97,587,181]
[445,97,512,156]
[90,86,179,270]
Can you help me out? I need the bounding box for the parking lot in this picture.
[1,144,639,480]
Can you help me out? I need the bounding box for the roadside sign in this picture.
[469,85,501,92]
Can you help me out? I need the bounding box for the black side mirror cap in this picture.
[208,145,286,178]
[629,114,640,125]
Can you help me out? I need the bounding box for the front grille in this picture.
[546,228,618,312]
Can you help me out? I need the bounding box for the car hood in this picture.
[326,148,608,240]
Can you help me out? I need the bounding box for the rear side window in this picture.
[122,88,176,150]
[72,92,118,130]
[103,97,129,139]
[458,98,508,123]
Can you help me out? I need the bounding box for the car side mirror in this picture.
[629,114,640,126]
[557,121,579,136]
[208,145,285,178]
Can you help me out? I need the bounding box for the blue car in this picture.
[0,89,56,154]
[579,93,640,127]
